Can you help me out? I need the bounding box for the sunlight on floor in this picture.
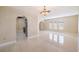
[0,31,78,52]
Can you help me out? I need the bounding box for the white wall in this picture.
[14,7,38,37]
[0,7,19,44]
[78,15,79,51]
[26,15,38,37]
[78,15,79,32]
[0,7,38,45]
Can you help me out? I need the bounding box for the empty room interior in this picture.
[0,6,79,52]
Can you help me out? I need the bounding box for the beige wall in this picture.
[15,7,38,37]
[16,9,38,37]
[0,7,18,44]
[40,15,78,33]
[39,21,49,30]
[0,7,38,44]
[78,15,79,32]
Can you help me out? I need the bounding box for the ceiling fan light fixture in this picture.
[40,6,50,16]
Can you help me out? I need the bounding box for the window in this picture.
[53,23,58,30]
[49,23,52,29]
[58,22,64,30]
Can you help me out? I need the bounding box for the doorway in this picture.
[16,16,28,40]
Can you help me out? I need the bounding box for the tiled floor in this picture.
[0,31,78,52]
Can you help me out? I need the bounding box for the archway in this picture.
[16,16,28,40]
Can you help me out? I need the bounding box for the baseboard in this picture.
[0,40,16,48]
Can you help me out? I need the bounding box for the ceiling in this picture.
[10,6,79,19]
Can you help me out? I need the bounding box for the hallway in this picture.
[0,6,79,52]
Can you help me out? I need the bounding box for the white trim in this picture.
[37,16,40,34]
[0,40,16,48]
[40,13,78,21]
